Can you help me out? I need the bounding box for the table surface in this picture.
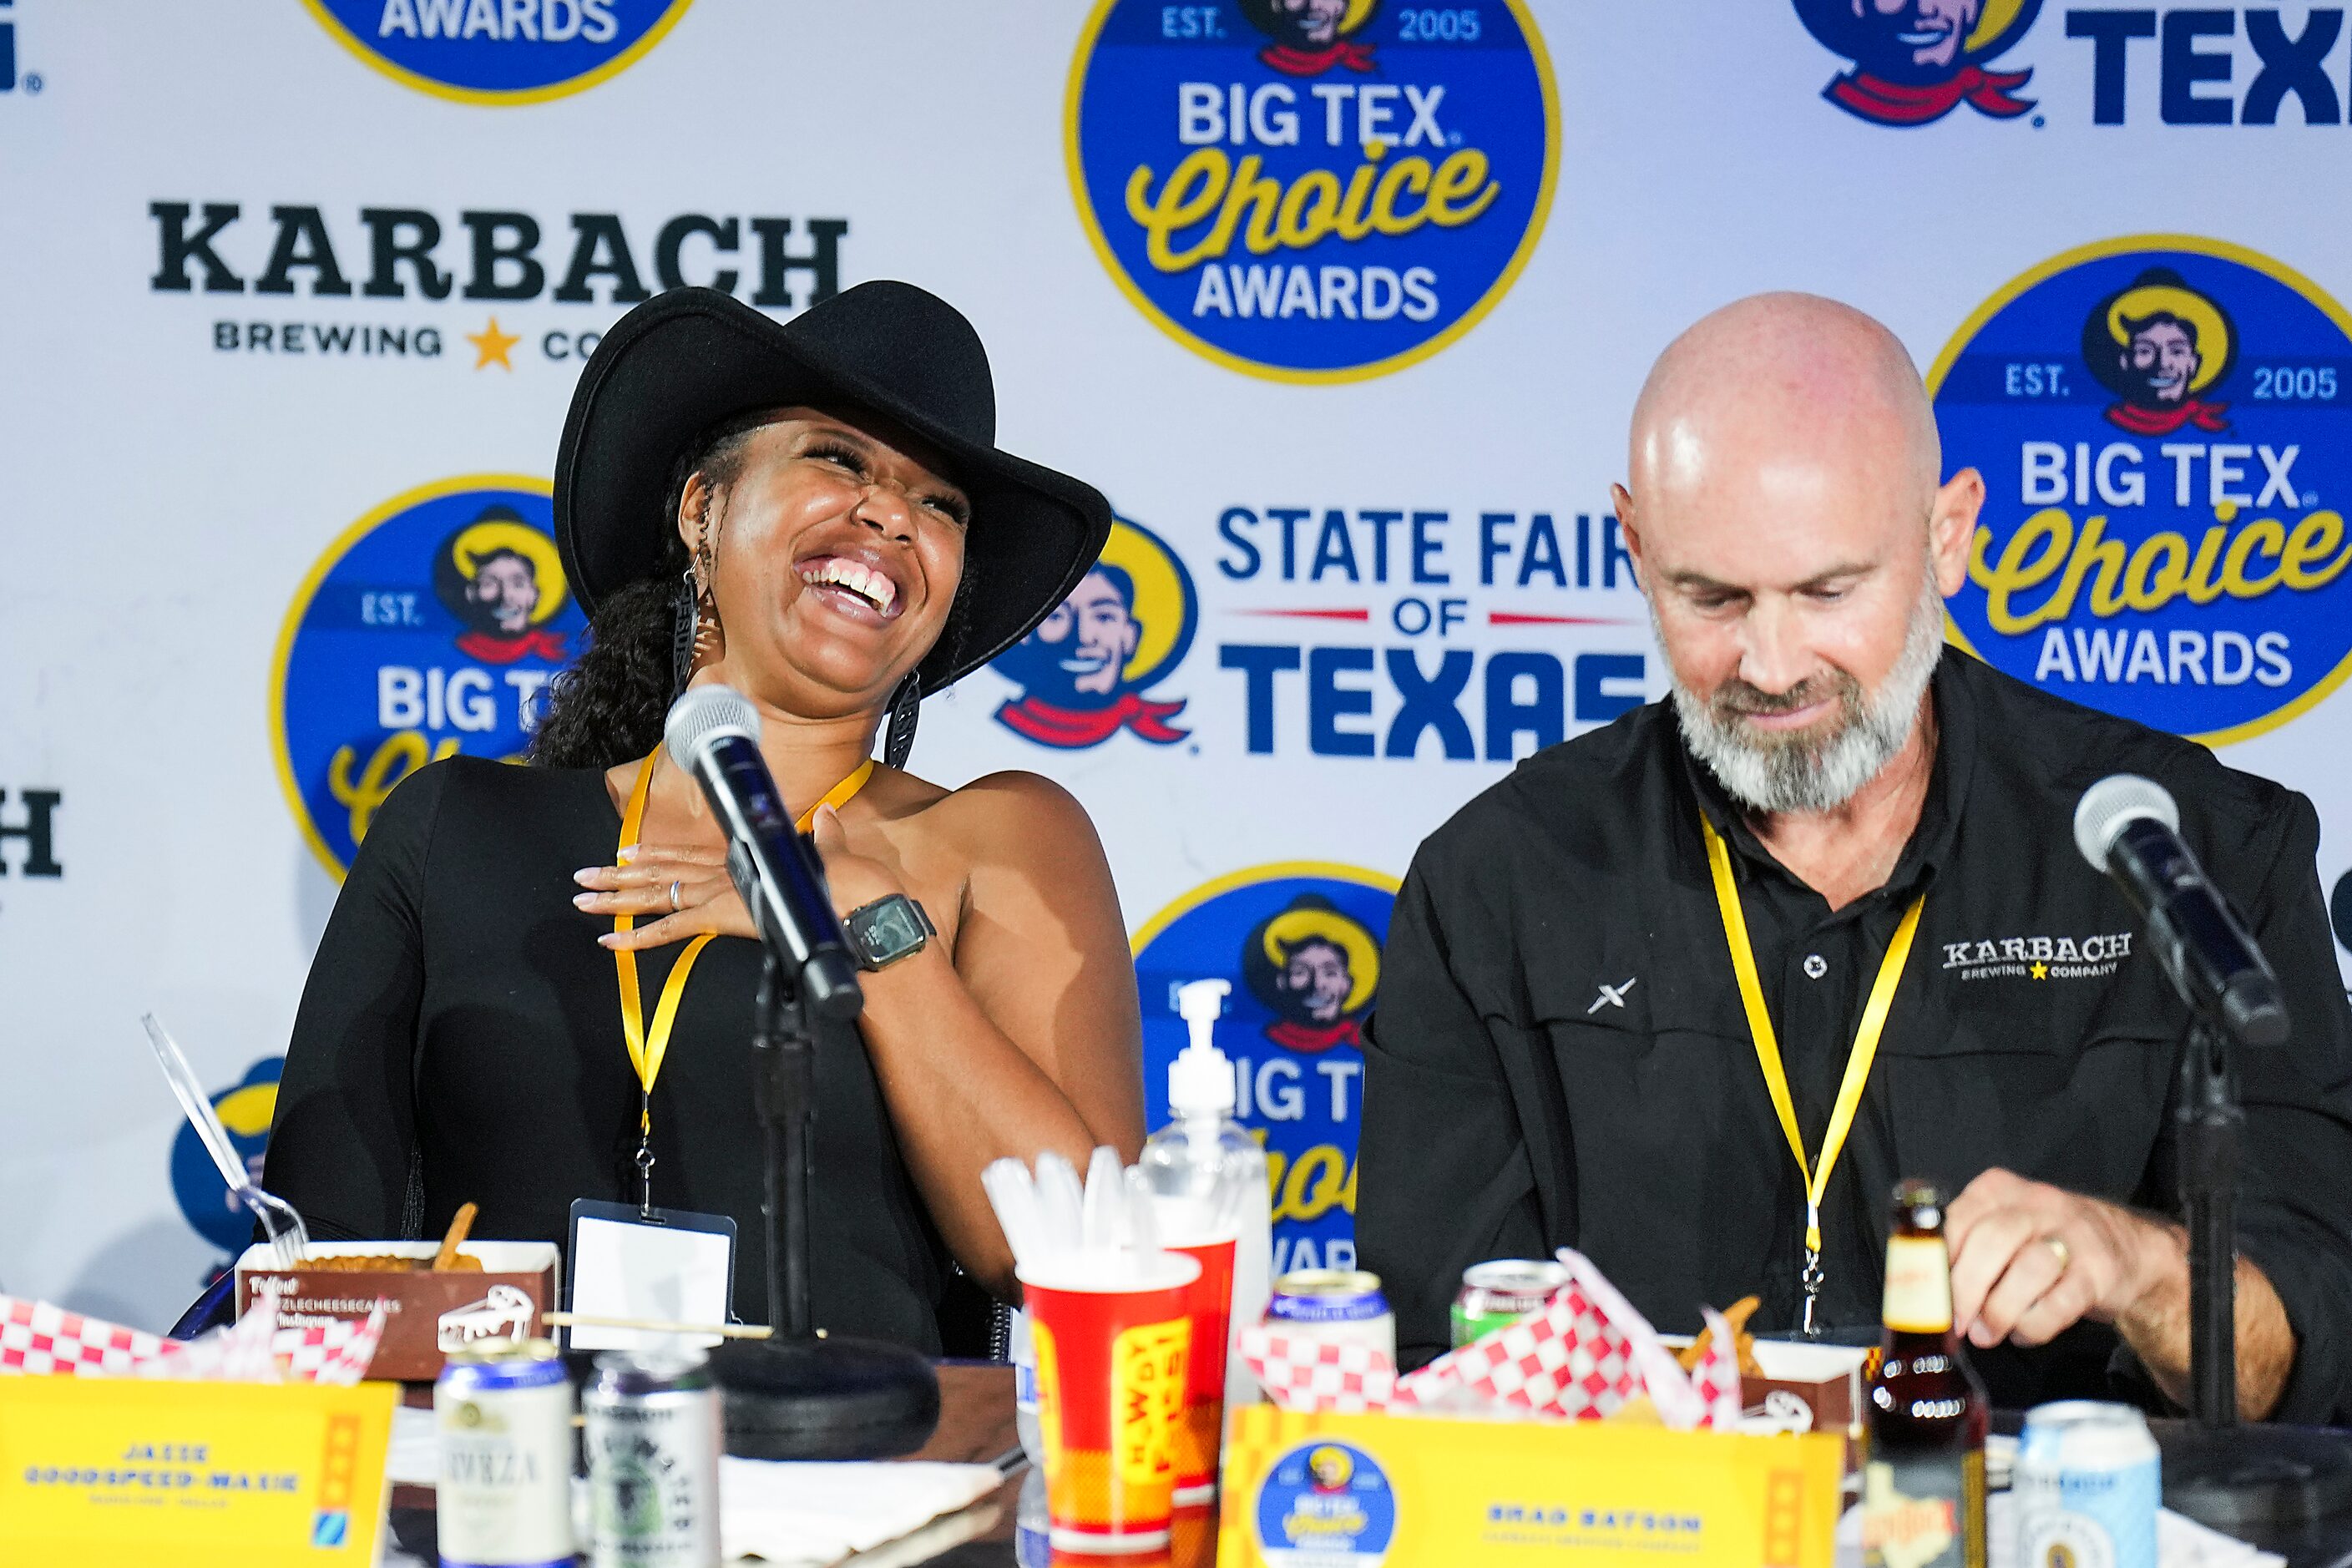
[386,1370,2352,1568]
[388,1363,1035,1568]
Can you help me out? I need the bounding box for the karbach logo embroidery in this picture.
[302,0,693,105]
[1940,930,2134,980]
[992,515,1197,748]
[273,477,580,876]
[1935,236,2352,746]
[1793,0,2042,125]
[1065,0,1558,381]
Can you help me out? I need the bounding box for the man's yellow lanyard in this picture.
[1700,815,1925,1336]
[614,750,874,1211]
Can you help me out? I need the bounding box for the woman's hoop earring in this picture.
[670,568,697,700]
[883,674,922,769]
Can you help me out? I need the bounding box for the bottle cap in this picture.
[1170,979,1235,1115]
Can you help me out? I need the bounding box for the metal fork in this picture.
[141,1014,311,1269]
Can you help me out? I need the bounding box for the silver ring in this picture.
[669,878,683,913]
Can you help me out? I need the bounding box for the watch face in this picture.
[859,898,926,962]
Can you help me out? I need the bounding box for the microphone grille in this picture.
[2073,773,2179,871]
[664,684,761,771]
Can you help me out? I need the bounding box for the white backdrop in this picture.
[3,0,2349,1329]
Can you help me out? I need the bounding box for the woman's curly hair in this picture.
[528,410,975,771]
[528,416,767,771]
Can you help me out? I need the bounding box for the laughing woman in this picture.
[263,283,1144,1351]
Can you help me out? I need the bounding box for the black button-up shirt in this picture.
[1357,653,2352,1423]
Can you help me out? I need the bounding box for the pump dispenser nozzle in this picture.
[1170,978,1235,1115]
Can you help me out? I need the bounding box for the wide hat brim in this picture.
[554,282,1113,696]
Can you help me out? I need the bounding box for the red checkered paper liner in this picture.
[0,1295,170,1377]
[0,1291,390,1384]
[268,1301,389,1385]
[1240,1248,1741,1429]
[1236,1324,1400,1414]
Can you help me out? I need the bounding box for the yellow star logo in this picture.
[2031,960,2050,980]
[467,316,520,371]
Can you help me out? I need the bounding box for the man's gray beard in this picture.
[1662,574,1946,816]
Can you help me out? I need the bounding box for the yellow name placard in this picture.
[1216,1406,1844,1567]
[0,1377,395,1565]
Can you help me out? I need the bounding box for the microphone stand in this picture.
[2181,1016,2239,1429]
[2154,1014,2352,1533]
[706,951,940,1459]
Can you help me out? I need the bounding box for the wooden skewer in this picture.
[542,1310,774,1340]
[431,1202,478,1272]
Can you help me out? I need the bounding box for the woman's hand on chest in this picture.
[574,778,962,954]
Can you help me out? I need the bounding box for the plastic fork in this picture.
[142,1014,310,1269]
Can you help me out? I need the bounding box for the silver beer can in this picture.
[434,1338,575,1568]
[2014,1399,2160,1568]
[1267,1268,1394,1362]
[583,1345,722,1568]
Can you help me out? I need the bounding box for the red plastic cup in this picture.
[1020,1251,1201,1555]
[1166,1236,1237,1505]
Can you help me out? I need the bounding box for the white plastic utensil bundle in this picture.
[984,1147,1187,1285]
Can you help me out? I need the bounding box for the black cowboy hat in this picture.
[553,281,1113,695]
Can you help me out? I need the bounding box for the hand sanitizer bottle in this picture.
[1138,979,1272,1502]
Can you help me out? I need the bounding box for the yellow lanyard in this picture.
[613,749,875,1211]
[1700,814,1925,1335]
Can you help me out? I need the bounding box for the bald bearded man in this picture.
[1356,293,2352,1423]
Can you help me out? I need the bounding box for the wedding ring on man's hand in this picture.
[669,878,683,913]
[2044,1237,2071,1274]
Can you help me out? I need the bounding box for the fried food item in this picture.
[304,1252,483,1272]
[1676,1294,1763,1378]
[432,1202,479,1271]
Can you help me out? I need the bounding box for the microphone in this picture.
[663,685,863,1022]
[2072,774,2289,1049]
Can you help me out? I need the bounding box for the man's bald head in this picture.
[1613,291,1984,817]
[1629,291,1941,510]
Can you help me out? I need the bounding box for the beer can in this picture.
[583,1345,722,1568]
[2014,1400,2160,1568]
[434,1338,575,1568]
[1267,1269,1393,1361]
[1451,1260,1570,1347]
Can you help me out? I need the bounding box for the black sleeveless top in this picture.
[265,756,948,1352]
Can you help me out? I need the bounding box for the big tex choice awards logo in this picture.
[1935,237,2352,745]
[992,515,1198,748]
[274,477,580,875]
[1134,865,1397,1275]
[304,0,691,104]
[1794,0,2041,124]
[1066,0,1558,382]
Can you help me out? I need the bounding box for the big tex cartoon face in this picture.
[1027,567,1143,702]
[1854,0,1981,73]
[1793,0,2041,123]
[993,515,1196,749]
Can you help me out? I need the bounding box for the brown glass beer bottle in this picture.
[1860,1178,1988,1568]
